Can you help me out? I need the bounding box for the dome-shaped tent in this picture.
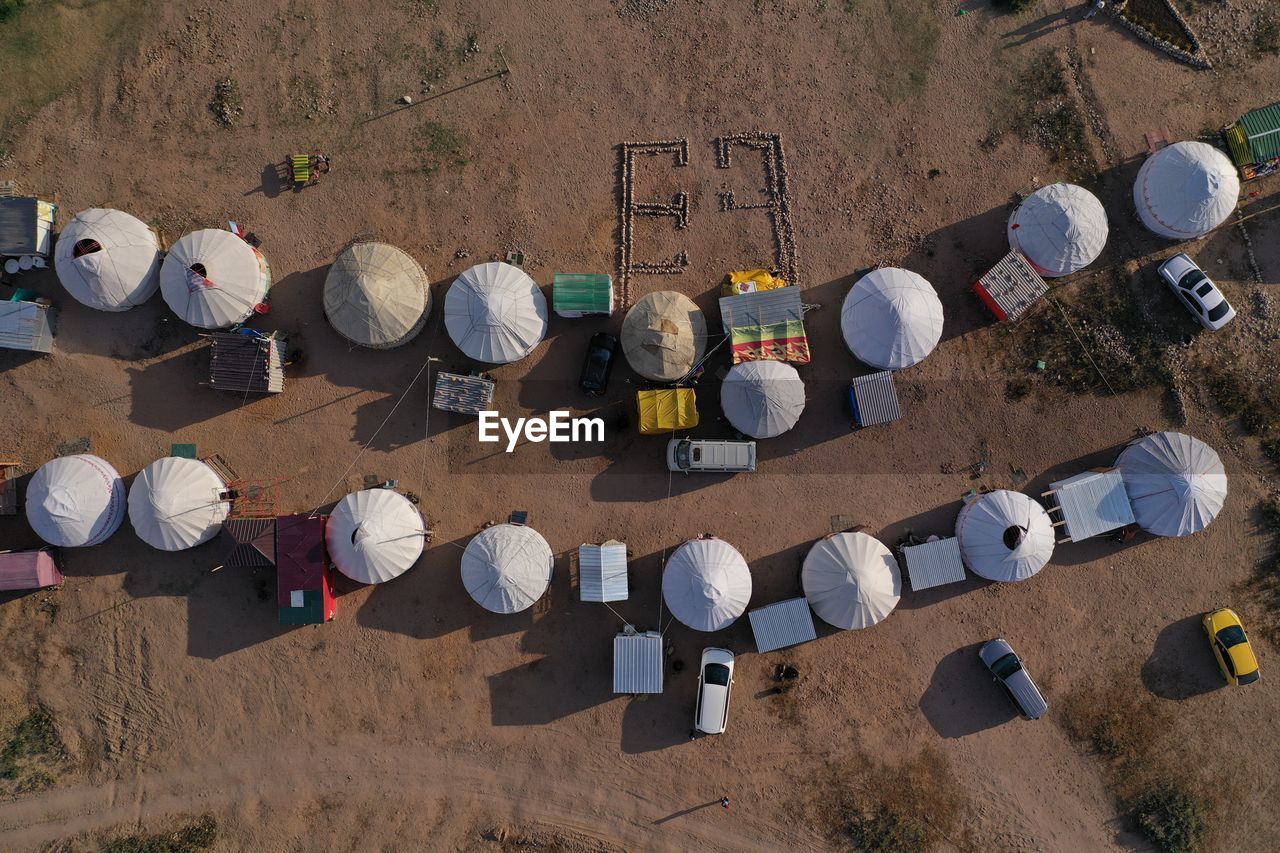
[801,532,901,629]
[1007,183,1108,277]
[461,523,554,613]
[326,489,426,583]
[661,536,752,631]
[444,262,548,363]
[720,360,805,438]
[127,457,230,551]
[1133,141,1240,240]
[1115,431,1226,537]
[840,268,943,370]
[25,454,125,547]
[159,229,272,329]
[54,208,162,311]
[955,490,1054,582]
[621,291,707,382]
[323,242,431,349]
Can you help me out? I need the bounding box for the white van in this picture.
[694,647,735,735]
[666,439,757,473]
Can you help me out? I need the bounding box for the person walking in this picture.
[1083,0,1105,20]
[720,796,731,810]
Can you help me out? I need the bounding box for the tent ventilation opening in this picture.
[73,239,103,257]
[1002,525,1026,550]
[190,263,208,276]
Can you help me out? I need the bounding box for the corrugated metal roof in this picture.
[224,517,277,568]
[0,301,54,353]
[1048,469,1135,541]
[613,631,663,694]
[0,197,39,256]
[432,371,495,416]
[209,332,285,394]
[579,541,628,602]
[553,273,613,316]
[1238,102,1280,163]
[850,371,902,427]
[749,597,817,653]
[902,537,966,591]
[719,285,804,333]
[975,251,1047,321]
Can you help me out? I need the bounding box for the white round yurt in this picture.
[661,536,752,632]
[1007,183,1108,277]
[955,490,1054,582]
[54,208,162,311]
[444,262,548,363]
[127,457,230,551]
[801,532,901,630]
[460,523,554,613]
[159,229,272,329]
[326,489,426,584]
[720,360,806,439]
[323,242,431,349]
[840,268,943,370]
[1133,141,1240,240]
[620,291,708,382]
[1115,431,1227,537]
[25,454,126,547]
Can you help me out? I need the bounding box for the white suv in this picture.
[1157,253,1235,331]
[694,648,735,735]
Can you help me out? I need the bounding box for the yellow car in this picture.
[1202,608,1260,686]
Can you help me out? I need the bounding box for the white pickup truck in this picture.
[666,438,757,473]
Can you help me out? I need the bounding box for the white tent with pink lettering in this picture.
[1133,141,1240,240]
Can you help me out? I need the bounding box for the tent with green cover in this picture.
[1224,102,1280,181]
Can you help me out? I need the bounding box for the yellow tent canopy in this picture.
[637,389,699,435]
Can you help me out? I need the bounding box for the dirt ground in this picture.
[2,0,1279,850]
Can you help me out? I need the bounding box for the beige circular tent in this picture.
[324,242,431,349]
[54,208,162,311]
[621,291,707,382]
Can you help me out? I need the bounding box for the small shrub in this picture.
[1131,784,1208,852]
[102,815,218,853]
[208,78,243,128]
[415,120,467,175]
[848,802,927,852]
[1254,12,1279,56]
[0,0,27,24]
[0,707,63,779]
[837,748,968,851]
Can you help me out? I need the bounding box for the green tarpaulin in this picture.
[553,273,613,317]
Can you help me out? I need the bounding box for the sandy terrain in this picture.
[2,0,1279,849]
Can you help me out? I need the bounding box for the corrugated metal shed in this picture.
[0,197,55,257]
[973,251,1048,321]
[613,631,663,694]
[719,285,803,333]
[849,371,902,427]
[1234,102,1280,164]
[749,597,817,653]
[901,537,966,591]
[431,371,495,416]
[553,273,613,317]
[0,301,54,353]
[579,540,628,602]
[1046,469,1136,541]
[209,332,285,394]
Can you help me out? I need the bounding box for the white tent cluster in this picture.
[621,290,707,382]
[160,229,272,329]
[127,457,231,551]
[54,209,162,311]
[840,268,943,370]
[326,489,427,583]
[720,360,806,438]
[445,262,548,363]
[955,490,1054,582]
[1007,183,1108,278]
[461,523,554,614]
[324,243,431,349]
[25,454,125,547]
[661,536,752,631]
[801,532,901,630]
[1133,141,1240,240]
[1115,431,1227,537]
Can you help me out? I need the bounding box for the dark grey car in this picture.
[978,638,1048,720]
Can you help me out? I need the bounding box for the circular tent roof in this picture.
[54,208,162,311]
[661,536,752,632]
[1115,431,1227,537]
[159,229,271,329]
[127,457,230,551]
[1133,141,1240,240]
[323,242,431,349]
[461,524,554,614]
[840,268,943,370]
[720,360,806,439]
[444,262,548,364]
[25,454,125,547]
[1007,183,1109,278]
[326,489,426,583]
[802,532,901,629]
[620,291,708,382]
[955,490,1054,582]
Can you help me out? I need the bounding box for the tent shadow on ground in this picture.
[872,502,995,609]
[919,643,1018,738]
[999,7,1076,50]
[126,346,268,432]
[1141,615,1224,700]
[185,562,291,659]
[244,162,286,199]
